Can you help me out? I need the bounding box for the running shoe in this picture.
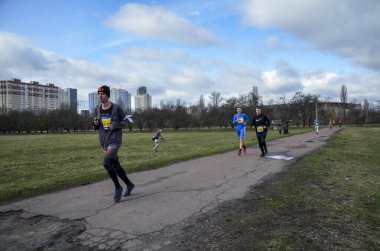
[243,147,247,155]
[260,153,265,157]
[124,183,135,197]
[114,187,123,202]
[238,149,242,155]
[153,148,157,152]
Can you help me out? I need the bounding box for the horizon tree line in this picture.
[0,85,379,134]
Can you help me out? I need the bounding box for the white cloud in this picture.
[107,3,218,47]
[1,32,378,109]
[261,60,303,95]
[216,64,262,96]
[99,39,133,49]
[240,0,380,71]
[0,32,126,103]
[0,32,49,73]
[302,71,341,98]
[301,71,380,102]
[109,47,216,102]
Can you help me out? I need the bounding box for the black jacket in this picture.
[251,114,270,133]
[94,103,127,150]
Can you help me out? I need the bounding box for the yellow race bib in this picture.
[101,117,111,129]
[256,126,264,132]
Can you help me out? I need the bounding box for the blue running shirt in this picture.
[233,113,249,129]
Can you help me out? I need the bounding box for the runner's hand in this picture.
[94,118,100,126]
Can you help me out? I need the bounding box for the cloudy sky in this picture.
[0,0,379,110]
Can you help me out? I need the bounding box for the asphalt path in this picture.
[0,127,337,250]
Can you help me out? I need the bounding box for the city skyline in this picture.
[89,86,150,113]
[0,78,77,113]
[0,0,379,109]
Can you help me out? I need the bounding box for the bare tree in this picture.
[208,91,224,128]
[340,85,348,104]
[222,97,239,128]
[364,99,369,125]
[247,86,260,108]
[290,92,319,127]
[277,95,291,126]
[340,85,348,121]
[209,91,224,108]
[198,95,205,111]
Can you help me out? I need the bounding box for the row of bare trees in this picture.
[128,85,379,131]
[0,109,93,134]
[1,85,379,134]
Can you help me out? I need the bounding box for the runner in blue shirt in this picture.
[232,107,249,155]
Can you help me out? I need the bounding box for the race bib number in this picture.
[237,118,244,123]
[257,126,264,132]
[101,116,111,130]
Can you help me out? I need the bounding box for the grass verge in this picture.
[200,127,380,250]
[0,127,311,203]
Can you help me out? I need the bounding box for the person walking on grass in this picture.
[232,107,249,155]
[251,107,270,157]
[152,128,164,152]
[93,85,135,203]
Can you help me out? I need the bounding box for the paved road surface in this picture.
[0,127,337,250]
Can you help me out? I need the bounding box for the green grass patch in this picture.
[0,127,311,203]
[217,127,380,250]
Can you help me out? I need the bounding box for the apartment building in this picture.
[135,86,152,110]
[0,78,76,114]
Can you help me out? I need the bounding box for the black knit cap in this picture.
[98,85,110,97]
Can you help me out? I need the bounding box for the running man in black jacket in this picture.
[93,85,135,202]
[251,107,271,157]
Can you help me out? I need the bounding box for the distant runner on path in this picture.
[315,119,320,136]
[232,107,249,155]
[251,107,271,157]
[152,129,164,152]
[93,85,135,203]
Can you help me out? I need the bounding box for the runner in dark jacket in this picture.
[93,85,134,202]
[251,107,271,157]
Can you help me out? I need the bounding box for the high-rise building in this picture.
[58,88,78,111]
[0,79,59,114]
[135,86,152,110]
[45,84,59,111]
[89,88,132,115]
[88,91,98,115]
[27,81,45,112]
[137,86,147,95]
[67,88,78,111]
[110,88,132,113]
